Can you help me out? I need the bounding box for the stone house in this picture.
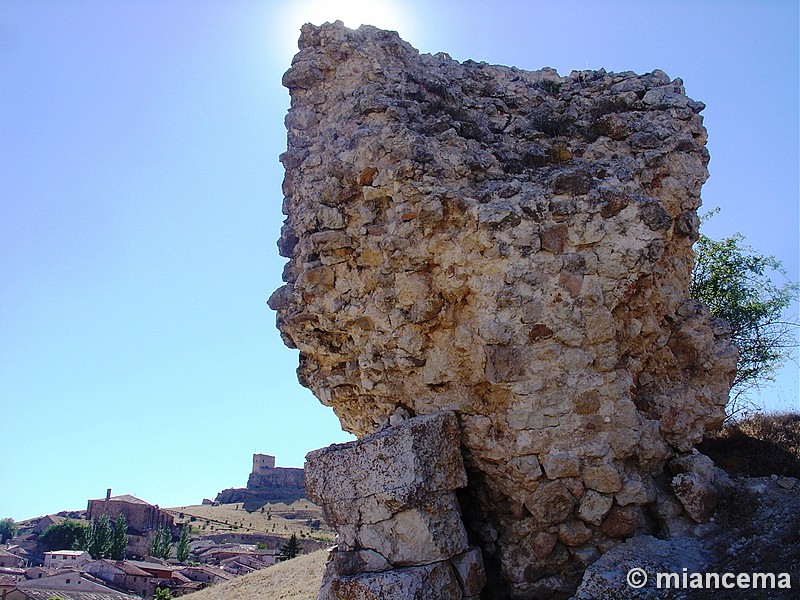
[196,544,273,566]
[1,573,23,597]
[0,550,24,569]
[43,550,90,569]
[21,567,56,581]
[124,560,176,580]
[29,515,64,536]
[84,559,152,597]
[177,564,232,585]
[86,491,175,558]
[2,546,33,568]
[219,553,274,575]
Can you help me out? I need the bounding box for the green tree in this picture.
[176,524,191,563]
[150,526,172,560]
[154,587,173,600]
[109,514,128,560]
[85,514,112,559]
[0,518,17,543]
[691,221,798,412]
[276,533,301,562]
[39,519,88,551]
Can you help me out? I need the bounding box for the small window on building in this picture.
[66,578,71,584]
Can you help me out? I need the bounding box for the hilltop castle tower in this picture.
[215,453,306,508]
[252,453,276,476]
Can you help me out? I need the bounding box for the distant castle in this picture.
[215,454,306,509]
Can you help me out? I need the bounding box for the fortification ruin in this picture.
[215,453,306,508]
[270,22,738,599]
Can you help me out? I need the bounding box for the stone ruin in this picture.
[268,22,739,599]
[215,453,306,508]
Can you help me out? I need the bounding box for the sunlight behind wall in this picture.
[270,0,418,66]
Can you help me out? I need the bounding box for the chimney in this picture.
[106,488,112,501]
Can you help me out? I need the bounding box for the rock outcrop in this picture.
[270,22,738,598]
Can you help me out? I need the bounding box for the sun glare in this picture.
[272,0,416,65]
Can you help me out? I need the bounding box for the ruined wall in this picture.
[270,22,738,599]
[215,455,306,508]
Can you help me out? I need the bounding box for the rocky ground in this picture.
[576,454,799,598]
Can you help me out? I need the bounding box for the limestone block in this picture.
[574,535,708,599]
[329,549,391,577]
[600,504,640,539]
[305,411,467,523]
[318,560,462,600]
[583,462,623,494]
[450,547,487,597]
[671,472,718,523]
[541,449,581,479]
[525,480,577,527]
[353,496,468,566]
[578,490,614,526]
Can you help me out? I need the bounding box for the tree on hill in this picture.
[276,533,301,562]
[176,524,191,563]
[39,519,88,551]
[84,514,112,559]
[0,518,17,543]
[691,219,798,414]
[109,514,128,560]
[150,526,172,560]
[154,587,173,600]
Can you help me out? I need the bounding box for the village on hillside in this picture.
[1,455,331,599]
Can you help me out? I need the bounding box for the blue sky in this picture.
[1,0,797,521]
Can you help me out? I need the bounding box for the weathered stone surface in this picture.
[450,547,487,597]
[329,549,391,577]
[275,22,738,598]
[306,411,481,598]
[601,504,640,539]
[671,472,718,523]
[578,490,614,526]
[351,495,469,566]
[305,411,467,520]
[574,535,709,599]
[318,560,462,600]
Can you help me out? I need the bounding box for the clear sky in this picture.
[1,0,797,521]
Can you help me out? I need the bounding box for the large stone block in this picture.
[351,495,468,566]
[305,411,467,521]
[306,412,482,597]
[318,561,462,600]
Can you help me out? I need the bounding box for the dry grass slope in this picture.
[166,500,334,542]
[699,411,800,478]
[182,548,328,600]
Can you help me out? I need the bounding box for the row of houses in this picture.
[0,555,234,599]
[4,490,304,598]
[1,536,279,598]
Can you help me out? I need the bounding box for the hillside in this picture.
[181,548,329,600]
[166,499,335,545]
